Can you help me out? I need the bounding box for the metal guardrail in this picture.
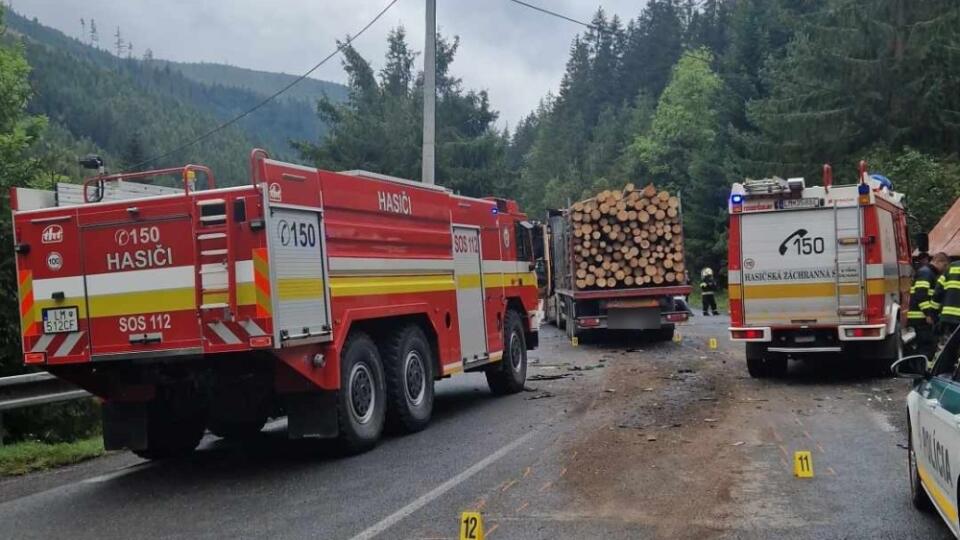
[0,372,92,444]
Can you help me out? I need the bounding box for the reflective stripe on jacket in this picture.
[933,262,960,324]
[908,264,938,322]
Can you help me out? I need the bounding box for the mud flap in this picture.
[102,401,148,451]
[284,391,338,439]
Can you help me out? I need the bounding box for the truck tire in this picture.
[337,331,387,453]
[655,325,675,342]
[745,343,786,378]
[873,324,903,376]
[486,310,528,395]
[383,324,435,433]
[133,398,205,460]
[564,297,578,341]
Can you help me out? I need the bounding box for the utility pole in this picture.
[421,0,436,185]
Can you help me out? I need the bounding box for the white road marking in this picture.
[348,430,538,540]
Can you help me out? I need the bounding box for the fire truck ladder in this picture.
[193,197,237,320]
[833,200,864,320]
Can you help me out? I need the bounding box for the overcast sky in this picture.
[15,0,646,127]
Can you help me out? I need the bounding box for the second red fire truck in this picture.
[728,163,912,377]
[10,150,540,457]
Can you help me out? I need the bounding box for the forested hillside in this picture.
[6,10,348,180]
[513,0,960,273]
[157,61,349,105]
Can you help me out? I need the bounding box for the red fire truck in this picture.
[727,162,913,377]
[10,150,540,457]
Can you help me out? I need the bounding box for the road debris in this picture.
[526,392,555,400]
[529,374,570,381]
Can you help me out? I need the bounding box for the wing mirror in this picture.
[891,355,928,379]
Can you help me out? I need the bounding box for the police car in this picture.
[894,327,960,537]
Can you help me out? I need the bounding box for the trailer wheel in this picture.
[487,310,527,395]
[337,331,386,453]
[383,325,435,433]
[133,398,205,460]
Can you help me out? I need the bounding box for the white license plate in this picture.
[42,307,79,334]
[779,198,821,210]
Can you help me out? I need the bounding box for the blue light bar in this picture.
[731,194,744,204]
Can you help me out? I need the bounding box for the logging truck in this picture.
[543,183,691,340]
[727,163,913,377]
[10,150,540,458]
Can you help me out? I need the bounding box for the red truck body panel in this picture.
[12,155,539,398]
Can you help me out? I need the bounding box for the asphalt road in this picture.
[0,316,953,539]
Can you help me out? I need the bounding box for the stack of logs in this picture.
[571,183,685,290]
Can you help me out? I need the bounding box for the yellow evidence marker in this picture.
[459,511,485,540]
[793,451,814,478]
[673,331,682,343]
[708,337,718,350]
[571,336,579,347]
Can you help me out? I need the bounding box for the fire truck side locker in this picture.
[263,195,333,345]
[452,225,488,364]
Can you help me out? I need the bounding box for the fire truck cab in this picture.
[10,150,540,457]
[727,163,913,377]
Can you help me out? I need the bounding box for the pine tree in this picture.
[113,26,123,57]
[380,27,416,97]
[296,29,507,197]
[89,18,97,48]
[618,0,684,100]
[746,0,960,175]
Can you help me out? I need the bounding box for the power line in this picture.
[506,0,717,68]
[505,0,597,31]
[126,0,401,172]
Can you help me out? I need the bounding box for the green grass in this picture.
[0,437,104,476]
[688,288,729,314]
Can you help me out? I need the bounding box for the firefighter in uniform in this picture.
[700,267,719,316]
[933,255,960,340]
[909,252,949,361]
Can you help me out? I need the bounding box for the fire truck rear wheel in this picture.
[487,310,527,395]
[337,331,386,453]
[384,324,435,433]
[133,398,205,460]
[873,324,902,376]
[745,343,787,378]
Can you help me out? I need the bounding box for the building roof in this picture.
[929,196,960,257]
